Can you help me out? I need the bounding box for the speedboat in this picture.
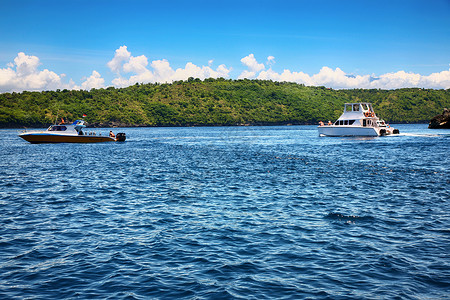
[317,103,399,137]
[19,120,126,143]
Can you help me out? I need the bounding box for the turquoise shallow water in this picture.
[1,124,449,299]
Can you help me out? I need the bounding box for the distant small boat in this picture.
[317,103,399,137]
[19,120,126,143]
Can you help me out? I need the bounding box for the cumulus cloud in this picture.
[107,46,131,74]
[370,69,450,90]
[107,46,232,87]
[238,54,265,79]
[14,52,41,76]
[421,69,450,89]
[123,55,148,74]
[151,59,175,82]
[80,70,105,90]
[172,62,231,81]
[1,49,449,92]
[0,52,72,92]
[254,57,450,89]
[257,68,312,85]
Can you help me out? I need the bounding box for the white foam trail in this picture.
[397,133,443,137]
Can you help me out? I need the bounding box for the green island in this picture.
[1,78,449,128]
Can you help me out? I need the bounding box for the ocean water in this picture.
[0,124,449,299]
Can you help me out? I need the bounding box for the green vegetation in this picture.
[1,78,449,128]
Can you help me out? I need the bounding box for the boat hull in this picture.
[19,133,116,144]
[318,126,379,137]
[317,103,399,137]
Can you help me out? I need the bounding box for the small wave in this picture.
[2,125,449,300]
[218,261,261,274]
[325,212,376,223]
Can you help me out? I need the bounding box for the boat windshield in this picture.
[48,125,67,131]
[362,103,372,112]
[345,104,361,112]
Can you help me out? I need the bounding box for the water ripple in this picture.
[1,125,449,299]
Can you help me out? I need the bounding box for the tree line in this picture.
[1,77,449,128]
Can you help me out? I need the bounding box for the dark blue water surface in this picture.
[1,124,449,299]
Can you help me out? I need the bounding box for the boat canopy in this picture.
[344,103,373,113]
[72,120,85,125]
[48,125,67,131]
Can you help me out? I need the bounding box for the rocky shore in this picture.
[428,108,450,129]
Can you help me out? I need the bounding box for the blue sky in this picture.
[1,0,449,92]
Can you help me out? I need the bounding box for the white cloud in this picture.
[106,45,131,74]
[238,54,265,79]
[107,46,232,87]
[369,70,450,89]
[111,76,133,88]
[257,68,312,85]
[107,46,155,87]
[105,48,449,89]
[1,49,449,92]
[81,70,105,90]
[151,59,174,82]
[0,67,17,87]
[171,62,231,81]
[173,62,231,80]
[123,55,148,74]
[111,70,155,88]
[310,67,371,89]
[217,64,231,76]
[239,70,257,79]
[0,52,71,92]
[256,63,450,89]
[241,54,265,72]
[420,69,450,89]
[14,52,41,76]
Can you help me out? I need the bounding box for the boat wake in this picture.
[397,133,446,137]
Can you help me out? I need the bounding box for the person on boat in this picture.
[319,121,324,126]
[109,131,115,138]
[327,120,332,125]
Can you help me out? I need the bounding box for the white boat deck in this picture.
[317,103,399,137]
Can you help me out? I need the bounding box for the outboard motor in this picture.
[393,129,400,134]
[116,132,126,142]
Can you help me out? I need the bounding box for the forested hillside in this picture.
[1,78,449,128]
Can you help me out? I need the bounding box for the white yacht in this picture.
[19,119,126,143]
[317,103,399,137]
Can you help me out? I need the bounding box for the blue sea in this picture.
[1,124,449,299]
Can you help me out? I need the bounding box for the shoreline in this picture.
[1,121,430,130]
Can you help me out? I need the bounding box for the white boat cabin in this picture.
[46,120,86,135]
[318,102,399,136]
[334,103,376,125]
